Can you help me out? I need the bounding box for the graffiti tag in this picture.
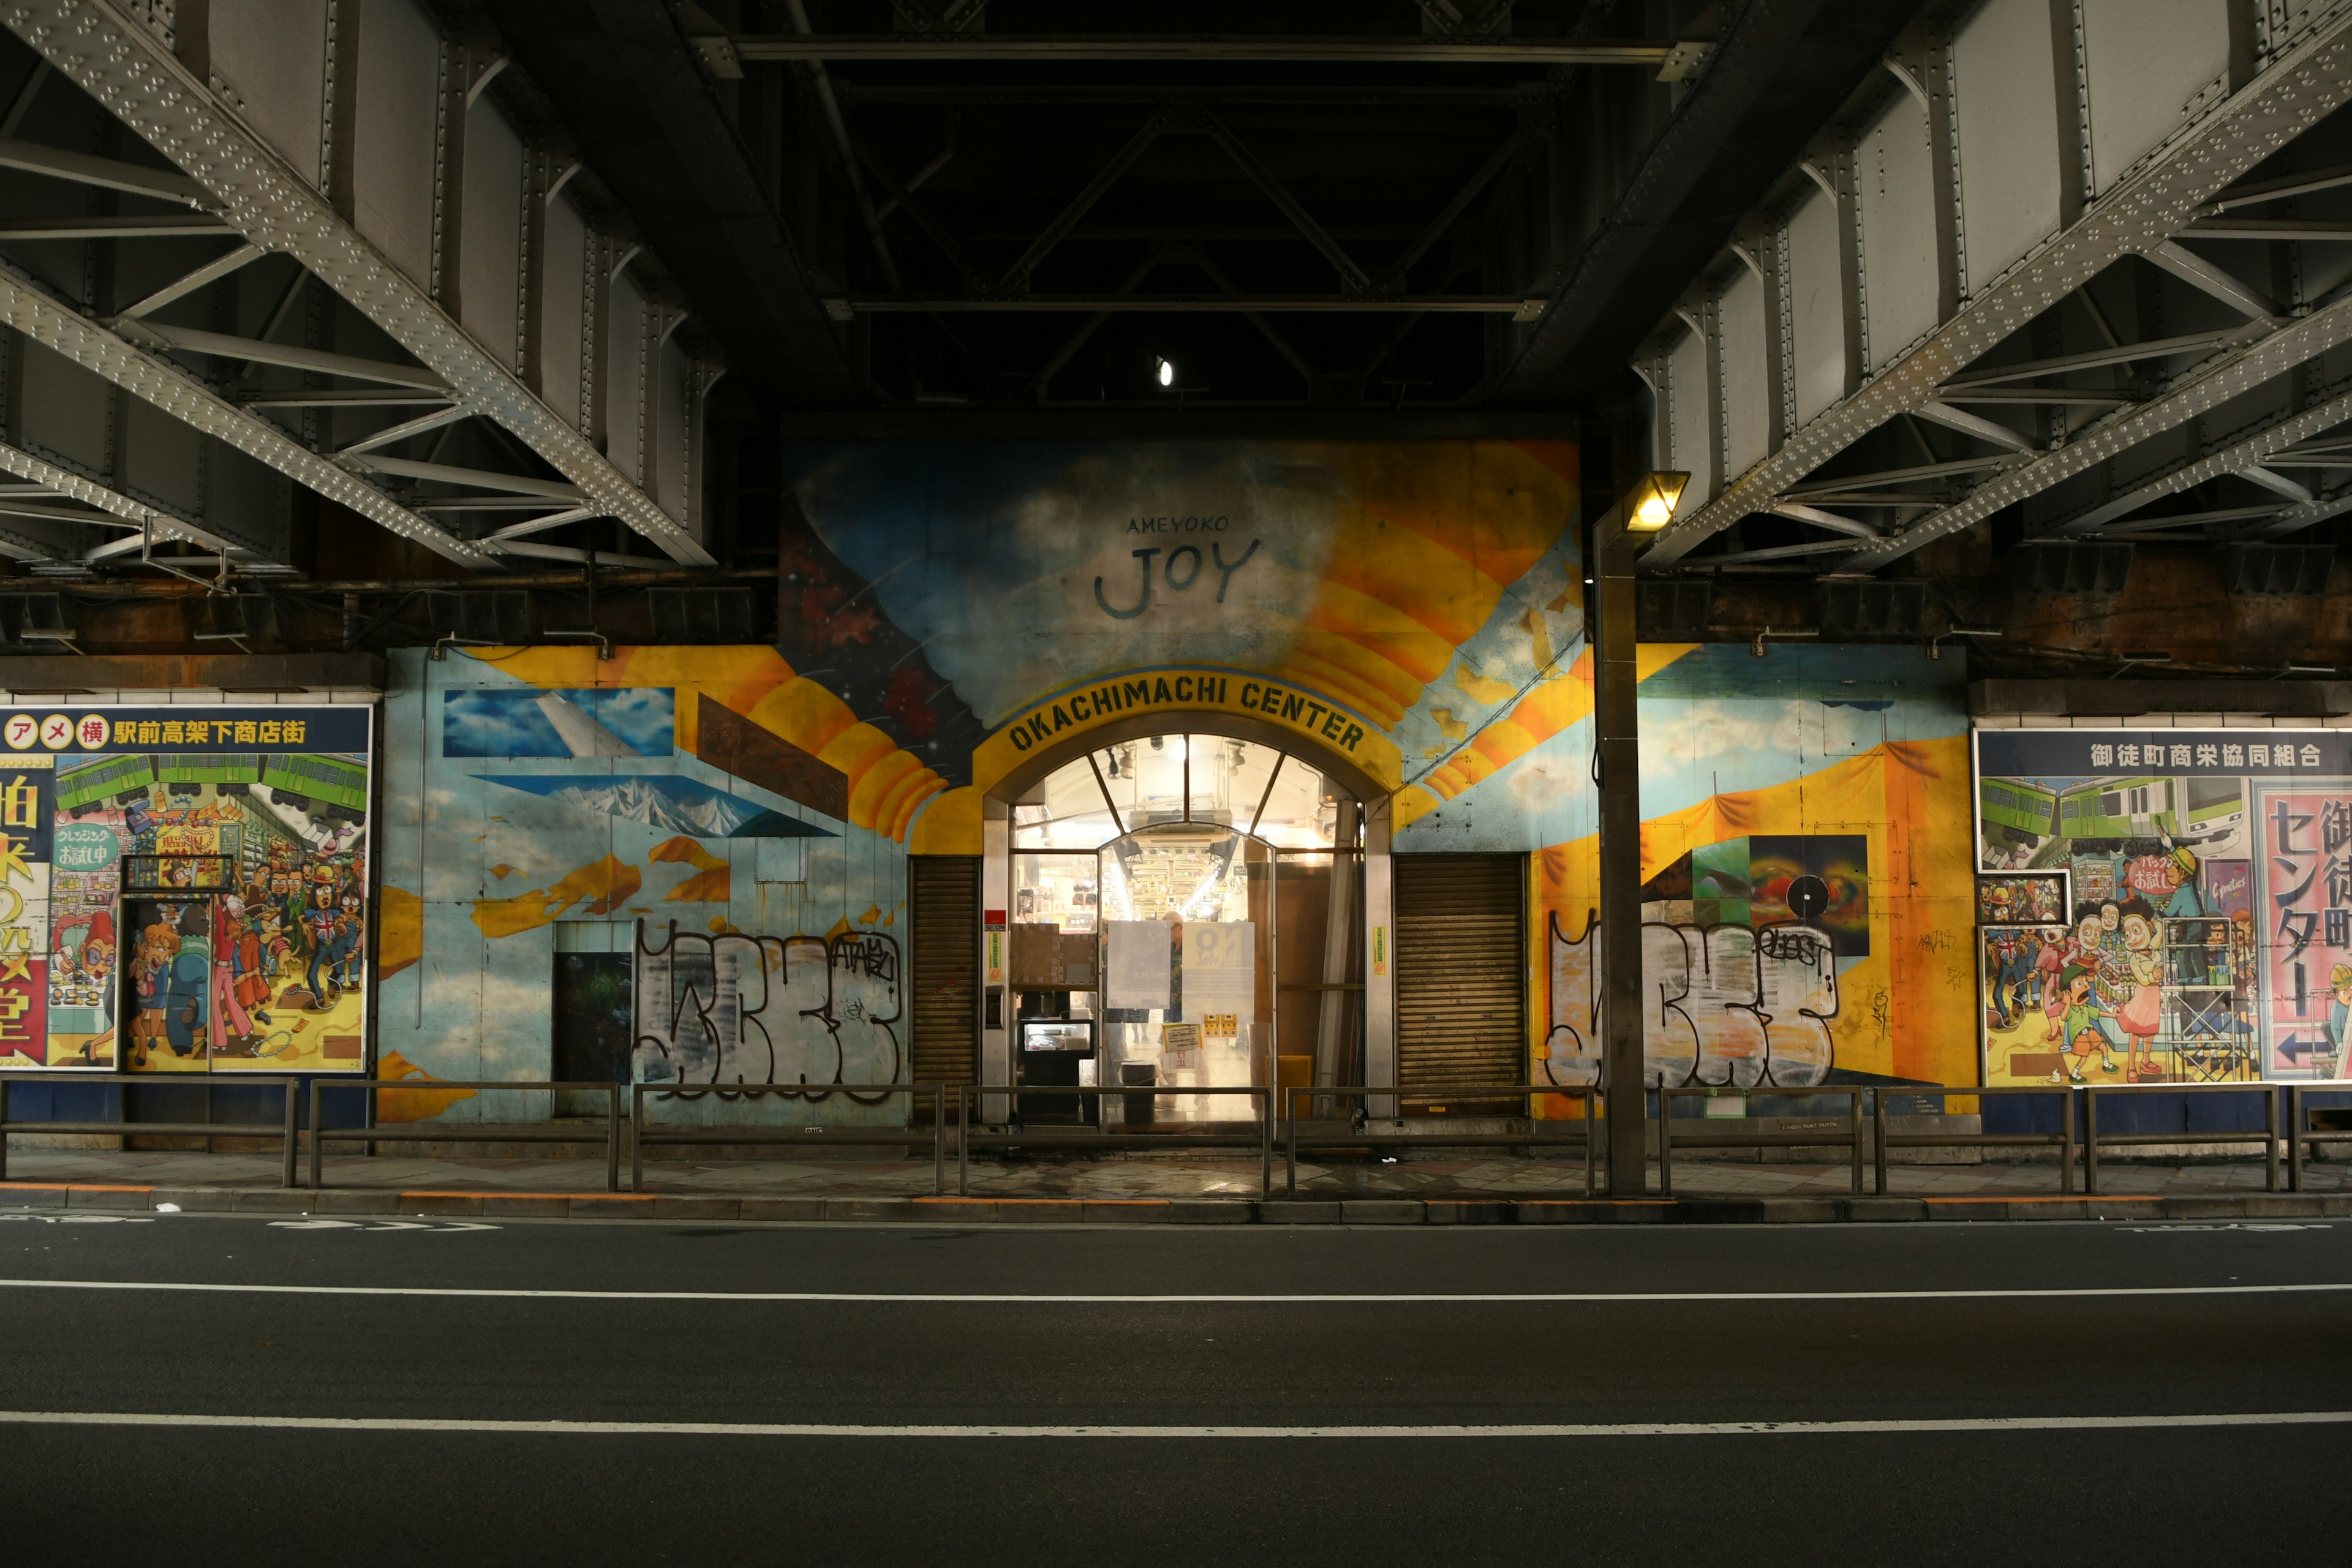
[631,921,902,1101]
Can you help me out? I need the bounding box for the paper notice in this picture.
[1105,919,1172,1009]
[1182,920,1255,1021]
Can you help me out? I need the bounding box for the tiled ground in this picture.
[4,1145,2345,1199]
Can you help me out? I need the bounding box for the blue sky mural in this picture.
[443,688,676,758]
[474,774,834,838]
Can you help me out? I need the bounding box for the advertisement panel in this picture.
[0,704,372,1073]
[1972,727,2352,1084]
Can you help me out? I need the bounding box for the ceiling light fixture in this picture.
[1155,356,1175,388]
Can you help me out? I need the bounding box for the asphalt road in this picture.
[3,1213,2348,1564]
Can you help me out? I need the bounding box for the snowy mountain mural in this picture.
[475,774,834,838]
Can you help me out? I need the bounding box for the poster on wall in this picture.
[0,706,372,1073]
[1971,728,2352,1085]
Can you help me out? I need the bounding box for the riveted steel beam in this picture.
[0,436,244,560]
[2,0,713,568]
[1639,8,2352,570]
[1839,290,2352,570]
[2051,386,2352,536]
[0,260,492,569]
[729,34,1675,64]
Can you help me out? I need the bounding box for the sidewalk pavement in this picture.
[5,1145,2348,1225]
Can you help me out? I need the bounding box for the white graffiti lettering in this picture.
[630,921,902,1102]
[1541,910,1838,1090]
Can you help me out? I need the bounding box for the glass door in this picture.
[1098,823,1274,1125]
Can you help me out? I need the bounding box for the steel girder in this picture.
[2,0,713,568]
[0,259,490,568]
[1839,293,2352,568]
[1638,3,2352,571]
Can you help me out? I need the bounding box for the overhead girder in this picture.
[1636,0,2352,575]
[478,0,862,410]
[1491,0,1924,407]
[0,0,717,570]
[0,258,486,567]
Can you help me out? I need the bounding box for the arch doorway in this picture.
[989,733,1370,1128]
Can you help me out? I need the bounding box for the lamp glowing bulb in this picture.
[1627,471,1691,532]
[1155,356,1175,388]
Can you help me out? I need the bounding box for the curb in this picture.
[7,1182,2351,1224]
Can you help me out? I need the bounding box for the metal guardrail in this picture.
[1873,1084,2078,1196]
[633,1082,946,1194]
[1283,1084,1601,1196]
[311,1079,624,1193]
[1659,1086,1869,1196]
[2286,1084,2352,1193]
[956,1084,1273,1199]
[2084,1083,2277,1195]
[0,1072,300,1188]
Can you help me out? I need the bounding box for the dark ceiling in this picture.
[481,0,1922,417]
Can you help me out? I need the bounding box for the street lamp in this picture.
[1626,470,1689,532]
[1593,471,1688,1194]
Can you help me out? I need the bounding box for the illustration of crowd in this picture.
[124,844,366,1066]
[1981,845,2268,1085]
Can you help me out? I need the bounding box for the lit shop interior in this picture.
[1006,734,1365,1126]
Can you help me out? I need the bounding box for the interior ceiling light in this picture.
[1155,356,1175,388]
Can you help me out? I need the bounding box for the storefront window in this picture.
[1005,733,1364,1124]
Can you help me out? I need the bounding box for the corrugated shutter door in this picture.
[909,856,979,1112]
[1394,853,1525,1114]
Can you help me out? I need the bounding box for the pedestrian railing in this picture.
[633,1082,947,1194]
[956,1084,1274,1199]
[1658,1085,1869,1196]
[2285,1084,2352,1192]
[1282,1085,1601,1196]
[310,1079,624,1192]
[2083,1083,2278,1195]
[12,1072,2352,1208]
[0,1072,300,1188]
[1872,1084,2078,1195]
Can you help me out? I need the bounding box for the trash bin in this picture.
[1120,1061,1156,1126]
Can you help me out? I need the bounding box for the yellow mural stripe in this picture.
[1343,440,1572,587]
[1314,522,1507,650]
[1300,584,1462,688]
[1276,649,1405,731]
[1283,619,1429,715]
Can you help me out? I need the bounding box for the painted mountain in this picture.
[475,774,834,838]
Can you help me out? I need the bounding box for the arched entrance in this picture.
[980,724,1384,1128]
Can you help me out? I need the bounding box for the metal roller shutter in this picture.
[1394,853,1525,1114]
[909,856,979,1112]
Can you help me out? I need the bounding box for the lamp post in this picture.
[1594,472,1686,1195]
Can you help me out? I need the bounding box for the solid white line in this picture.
[0,1409,2345,1438]
[1,1278,2350,1305]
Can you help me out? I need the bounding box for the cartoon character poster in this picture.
[1970,728,2352,1084]
[0,706,372,1072]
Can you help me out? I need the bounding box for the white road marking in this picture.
[0,1216,153,1226]
[0,1278,2348,1304]
[0,1409,2343,1439]
[267,1220,500,1234]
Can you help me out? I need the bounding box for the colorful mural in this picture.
[1503,645,1978,1102]
[378,646,919,1125]
[0,705,372,1072]
[377,442,1988,1126]
[1973,727,2352,1085]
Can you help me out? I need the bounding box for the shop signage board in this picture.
[1973,727,2352,1084]
[0,704,372,1073]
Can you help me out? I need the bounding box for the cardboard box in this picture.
[1008,924,1098,989]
